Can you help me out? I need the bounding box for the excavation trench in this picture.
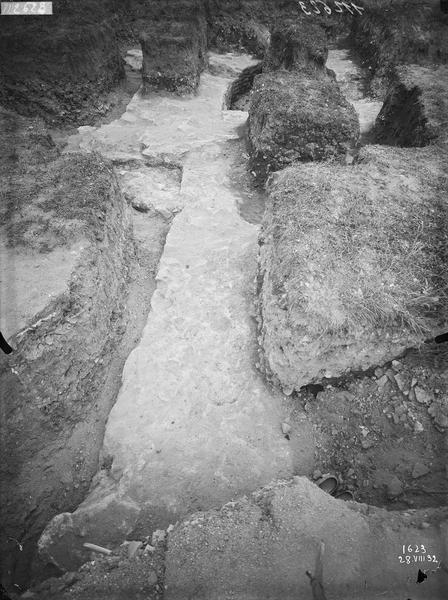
[4,43,447,597]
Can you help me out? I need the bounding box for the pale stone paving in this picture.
[40,54,315,563]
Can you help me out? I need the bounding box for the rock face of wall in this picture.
[263,20,328,74]
[0,111,133,586]
[255,145,448,394]
[373,65,448,147]
[140,16,208,95]
[248,72,359,181]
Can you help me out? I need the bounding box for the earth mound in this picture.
[373,64,448,147]
[248,71,359,180]
[255,144,448,394]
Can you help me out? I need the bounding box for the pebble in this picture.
[420,522,430,529]
[127,540,143,559]
[281,422,292,435]
[394,373,408,393]
[408,387,416,403]
[374,367,384,379]
[412,462,430,479]
[387,475,403,498]
[391,360,402,370]
[151,530,166,545]
[148,569,158,586]
[414,387,433,405]
[377,375,388,389]
[361,439,374,449]
[313,469,323,480]
[386,369,396,383]
[413,421,424,433]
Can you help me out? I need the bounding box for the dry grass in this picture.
[264,144,448,336]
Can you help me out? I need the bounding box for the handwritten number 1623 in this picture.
[298,1,365,15]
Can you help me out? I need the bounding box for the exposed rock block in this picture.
[248,72,359,180]
[140,17,207,94]
[373,65,448,147]
[263,20,328,74]
[256,145,448,394]
[0,116,134,585]
[38,491,141,572]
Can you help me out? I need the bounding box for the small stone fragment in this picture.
[127,540,143,559]
[386,369,396,383]
[361,439,374,449]
[374,367,384,379]
[420,522,430,529]
[148,569,158,586]
[387,476,403,498]
[391,360,402,371]
[394,373,408,393]
[412,462,430,479]
[151,530,166,545]
[413,421,424,433]
[377,375,388,389]
[414,387,433,405]
[281,422,292,435]
[312,469,323,480]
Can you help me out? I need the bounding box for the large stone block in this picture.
[248,71,359,180]
[38,490,141,572]
[256,145,448,394]
[373,64,448,147]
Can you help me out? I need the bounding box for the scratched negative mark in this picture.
[0,330,13,354]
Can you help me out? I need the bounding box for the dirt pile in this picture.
[0,1,124,125]
[373,64,448,147]
[164,477,448,599]
[248,71,359,180]
[351,0,448,96]
[255,144,448,394]
[0,109,134,589]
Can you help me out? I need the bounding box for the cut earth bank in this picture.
[0,1,448,594]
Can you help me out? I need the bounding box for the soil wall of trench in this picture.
[0,116,141,589]
[0,152,133,582]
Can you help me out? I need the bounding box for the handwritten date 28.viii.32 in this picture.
[298,1,365,15]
